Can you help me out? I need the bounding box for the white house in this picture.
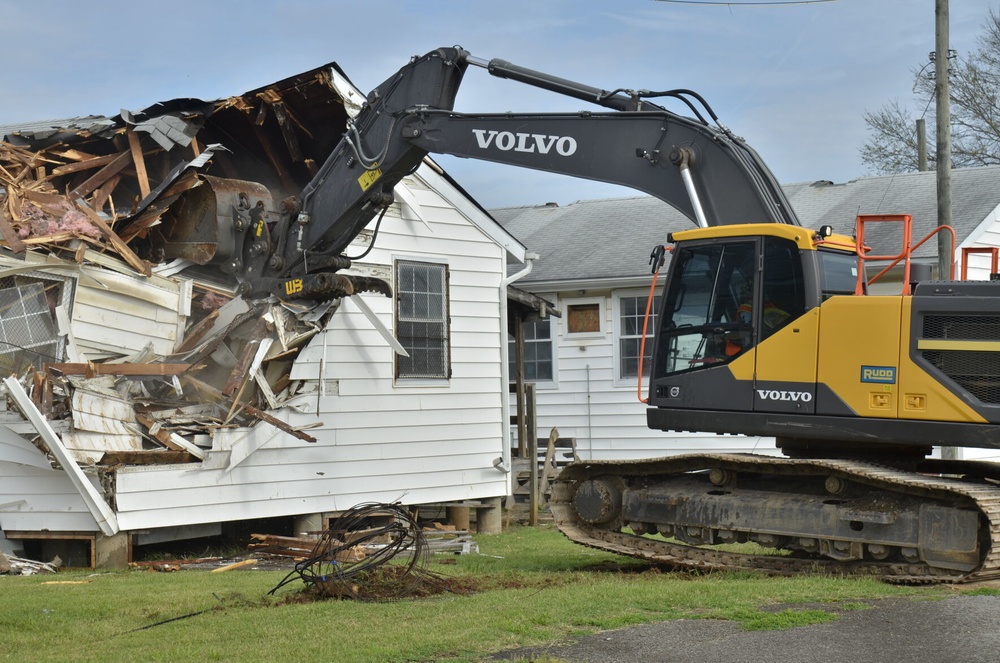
[492,165,1000,463]
[0,64,525,567]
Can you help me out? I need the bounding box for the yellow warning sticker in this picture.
[358,167,382,191]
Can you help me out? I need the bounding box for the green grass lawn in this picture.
[1,525,944,662]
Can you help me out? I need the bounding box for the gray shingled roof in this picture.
[492,166,1000,284]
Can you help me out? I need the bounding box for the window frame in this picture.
[613,288,662,385]
[393,257,451,383]
[508,313,558,389]
[563,296,605,340]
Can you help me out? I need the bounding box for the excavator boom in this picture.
[232,46,799,299]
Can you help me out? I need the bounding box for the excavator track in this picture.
[549,454,1000,584]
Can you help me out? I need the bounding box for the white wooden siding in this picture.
[69,262,189,358]
[957,203,1000,281]
[98,167,513,531]
[0,460,99,532]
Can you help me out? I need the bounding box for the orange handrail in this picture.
[636,269,660,404]
[854,214,955,295]
[960,246,999,280]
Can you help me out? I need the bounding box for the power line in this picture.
[654,0,838,6]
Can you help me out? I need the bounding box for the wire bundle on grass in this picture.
[269,502,443,601]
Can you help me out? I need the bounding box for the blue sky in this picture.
[0,1,991,208]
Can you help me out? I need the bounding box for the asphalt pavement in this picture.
[489,594,1000,663]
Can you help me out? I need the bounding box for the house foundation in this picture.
[95,532,131,569]
[476,497,503,534]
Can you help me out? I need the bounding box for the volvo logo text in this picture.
[472,129,578,156]
[756,389,813,402]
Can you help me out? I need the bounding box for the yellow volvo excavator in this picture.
[151,46,1000,582]
[555,218,1000,582]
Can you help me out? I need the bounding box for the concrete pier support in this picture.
[95,532,131,569]
[293,513,325,536]
[475,497,503,534]
[446,506,470,531]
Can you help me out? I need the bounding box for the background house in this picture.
[0,65,525,567]
[492,165,1000,463]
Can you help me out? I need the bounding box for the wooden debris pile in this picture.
[0,63,351,275]
[8,295,337,468]
[0,63,359,469]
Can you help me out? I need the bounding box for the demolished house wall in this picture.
[108,168,512,531]
[0,63,517,560]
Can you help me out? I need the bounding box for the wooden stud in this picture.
[126,127,151,199]
[0,209,25,254]
[72,202,151,276]
[68,150,133,200]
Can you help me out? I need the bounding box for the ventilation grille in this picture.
[923,314,1000,340]
[921,314,1000,404]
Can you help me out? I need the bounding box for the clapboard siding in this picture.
[959,204,1000,280]
[72,273,186,357]
[85,165,518,532]
[0,461,99,532]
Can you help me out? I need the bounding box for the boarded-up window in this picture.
[396,260,450,379]
[567,303,600,334]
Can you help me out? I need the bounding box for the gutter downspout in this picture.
[497,252,540,486]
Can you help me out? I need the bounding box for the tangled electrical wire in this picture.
[269,502,456,601]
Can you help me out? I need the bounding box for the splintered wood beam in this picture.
[182,374,317,443]
[73,202,151,276]
[126,126,151,198]
[134,412,206,459]
[45,362,192,377]
[5,187,21,221]
[51,152,122,177]
[20,186,66,207]
[0,209,25,254]
[91,174,122,214]
[68,150,133,200]
[173,309,220,354]
[100,450,196,465]
[270,100,304,163]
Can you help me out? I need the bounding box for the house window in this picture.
[395,260,450,379]
[508,317,554,382]
[618,293,661,379]
[0,275,65,375]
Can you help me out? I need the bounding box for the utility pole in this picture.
[936,0,958,461]
[935,0,952,281]
[917,118,928,171]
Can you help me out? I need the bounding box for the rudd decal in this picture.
[861,365,896,384]
[756,389,813,402]
[472,129,578,156]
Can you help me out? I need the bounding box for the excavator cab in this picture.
[648,224,857,419]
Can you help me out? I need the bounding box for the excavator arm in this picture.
[232,46,798,299]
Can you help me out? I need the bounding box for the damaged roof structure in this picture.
[0,63,355,465]
[0,61,522,567]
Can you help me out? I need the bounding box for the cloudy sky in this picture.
[0,0,991,208]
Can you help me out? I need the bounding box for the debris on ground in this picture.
[267,502,471,601]
[0,551,60,575]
